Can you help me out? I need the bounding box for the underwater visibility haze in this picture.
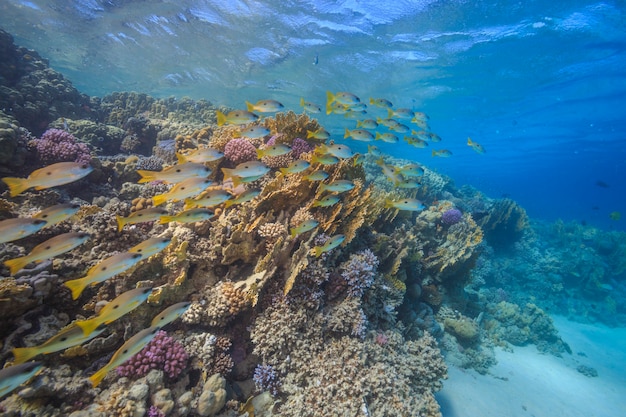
[0,1,626,417]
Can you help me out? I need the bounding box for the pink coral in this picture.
[33,128,91,164]
[290,137,313,158]
[116,330,188,379]
[224,138,258,164]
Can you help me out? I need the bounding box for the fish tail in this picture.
[231,176,243,188]
[4,256,30,275]
[2,177,30,197]
[159,215,174,224]
[289,227,298,238]
[306,130,315,139]
[64,277,88,300]
[326,91,335,106]
[375,157,384,166]
[245,101,255,112]
[318,184,328,193]
[279,167,289,175]
[313,246,323,257]
[387,109,394,119]
[369,98,375,105]
[224,200,235,209]
[136,170,156,184]
[115,215,127,232]
[467,137,473,145]
[356,120,363,128]
[256,148,265,159]
[384,199,395,209]
[183,198,195,210]
[299,97,305,107]
[76,318,100,336]
[221,167,234,180]
[152,193,168,207]
[344,128,351,139]
[11,346,39,364]
[89,366,109,388]
[175,153,187,164]
[216,111,227,127]
[375,132,382,141]
[432,150,437,157]
[311,154,320,165]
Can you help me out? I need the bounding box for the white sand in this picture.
[436,316,626,417]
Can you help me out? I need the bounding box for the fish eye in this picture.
[101,266,107,271]
[81,164,88,169]
[135,249,143,253]
[45,245,51,250]
[41,214,48,218]
[60,337,67,341]
[46,171,52,176]
[181,186,186,190]
[113,304,120,310]
[176,169,181,173]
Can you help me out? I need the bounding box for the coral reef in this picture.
[116,330,188,379]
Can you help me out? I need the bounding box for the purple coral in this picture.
[224,138,258,164]
[290,137,313,158]
[34,128,91,164]
[442,208,463,226]
[340,249,379,298]
[116,330,188,379]
[148,406,165,417]
[253,364,281,395]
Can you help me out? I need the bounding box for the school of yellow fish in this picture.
[0,91,485,397]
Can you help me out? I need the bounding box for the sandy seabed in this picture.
[436,316,626,417]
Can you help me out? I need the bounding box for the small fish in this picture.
[311,154,340,166]
[246,100,284,113]
[12,323,106,364]
[412,119,430,130]
[128,237,172,260]
[0,362,43,399]
[76,287,153,336]
[404,136,429,148]
[159,208,214,224]
[230,173,266,188]
[4,232,90,275]
[33,203,81,227]
[306,128,331,140]
[375,132,399,144]
[152,177,214,206]
[432,149,452,157]
[356,119,378,129]
[89,326,161,387]
[375,158,402,185]
[289,219,319,237]
[216,110,259,126]
[64,252,144,300]
[176,148,224,164]
[184,190,232,209]
[344,110,367,119]
[384,198,426,211]
[2,162,93,197]
[0,218,48,244]
[327,91,360,106]
[396,179,421,189]
[348,103,367,111]
[413,111,429,121]
[388,108,414,120]
[609,211,621,221]
[279,160,310,175]
[224,189,261,208]
[344,128,374,142]
[376,118,400,129]
[303,171,329,181]
[367,145,381,156]
[221,161,270,180]
[353,153,365,166]
[467,137,486,154]
[312,234,345,257]
[427,132,442,142]
[150,301,192,328]
[237,125,271,139]
[116,207,169,231]
[257,144,292,159]
[317,144,354,159]
[319,180,355,193]
[300,98,322,113]
[369,97,393,108]
[137,162,211,184]
[389,123,410,133]
[326,101,350,115]
[395,164,425,177]
[312,195,340,207]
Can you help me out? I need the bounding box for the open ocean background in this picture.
[2,0,625,232]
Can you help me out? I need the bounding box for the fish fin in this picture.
[245,101,255,112]
[326,91,335,105]
[231,176,243,188]
[4,256,30,275]
[289,227,297,238]
[299,97,305,107]
[313,246,323,257]
[256,148,265,159]
[387,109,394,119]
[279,167,289,175]
[89,366,109,388]
[375,157,384,166]
[76,318,99,336]
[310,154,320,165]
[344,128,350,139]
[431,150,437,157]
[375,132,382,141]
[64,277,88,300]
[152,194,168,207]
[467,137,473,145]
[356,120,363,128]
[224,200,235,209]
[183,198,195,210]
[369,98,375,105]
[115,215,126,232]
[11,346,39,364]
[221,167,233,180]
[306,130,314,139]
[136,170,156,184]
[175,153,187,164]
[2,177,30,197]
[216,111,227,127]
[159,215,174,224]
[384,199,394,209]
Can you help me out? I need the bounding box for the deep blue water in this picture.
[1,0,625,230]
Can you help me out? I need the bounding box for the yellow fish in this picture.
[404,136,429,148]
[312,234,345,257]
[175,148,224,164]
[319,180,355,193]
[224,189,261,208]
[369,97,393,108]
[375,158,403,185]
[0,362,43,399]
[317,144,354,159]
[312,195,340,207]
[216,110,259,126]
[76,287,153,336]
[2,162,93,197]
[279,160,310,175]
[257,144,292,159]
[356,119,378,129]
[412,118,430,130]
[0,218,47,244]
[467,137,486,154]
[137,162,211,184]
[4,232,90,275]
[64,252,144,300]
[245,99,284,113]
[289,219,319,237]
[311,154,339,166]
[387,108,414,120]
[159,208,214,224]
[116,207,168,232]
[152,177,214,206]
[33,203,81,227]
[221,161,270,180]
[303,171,329,182]
[306,128,331,140]
[327,91,360,106]
[150,301,192,328]
[184,190,232,209]
[89,326,161,387]
[12,323,106,364]
[432,149,452,157]
[384,198,426,211]
[375,132,399,144]
[128,237,172,260]
[237,125,271,139]
[300,98,321,113]
[395,164,424,177]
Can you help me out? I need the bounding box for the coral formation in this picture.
[116,330,188,379]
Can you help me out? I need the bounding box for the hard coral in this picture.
[442,208,463,226]
[224,137,257,164]
[253,364,281,395]
[33,128,91,164]
[116,330,188,379]
[340,249,379,298]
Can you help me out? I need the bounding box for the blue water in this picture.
[2,0,625,231]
